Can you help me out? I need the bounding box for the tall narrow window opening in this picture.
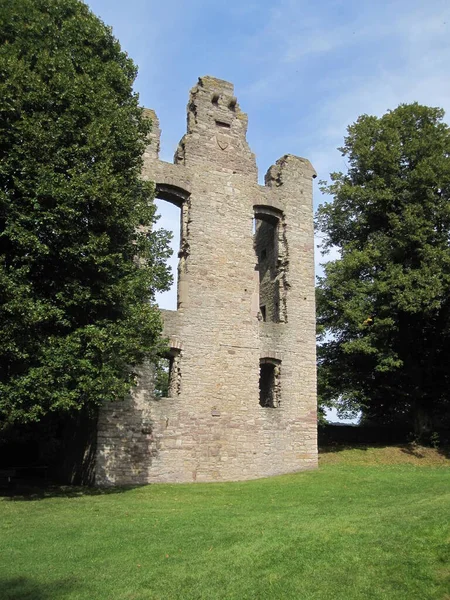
[154,349,181,398]
[154,356,171,398]
[254,206,288,323]
[153,183,191,311]
[259,358,281,408]
[154,198,181,311]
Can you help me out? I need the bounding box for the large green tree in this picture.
[0,0,171,426]
[316,103,450,439]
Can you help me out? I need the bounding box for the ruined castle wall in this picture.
[96,77,317,485]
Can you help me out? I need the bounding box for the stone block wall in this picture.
[96,76,318,484]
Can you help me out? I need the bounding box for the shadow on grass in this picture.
[437,445,450,459]
[319,443,372,454]
[320,442,450,460]
[399,443,426,458]
[0,577,77,600]
[399,443,450,459]
[0,482,143,501]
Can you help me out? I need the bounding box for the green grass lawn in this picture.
[1,448,449,600]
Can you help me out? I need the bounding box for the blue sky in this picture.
[86,0,450,180]
[85,0,450,279]
[85,0,450,422]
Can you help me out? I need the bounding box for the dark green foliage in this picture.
[316,103,450,438]
[0,0,171,425]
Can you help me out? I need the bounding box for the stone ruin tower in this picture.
[96,76,317,484]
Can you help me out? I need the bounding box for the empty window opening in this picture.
[154,350,181,398]
[154,198,181,311]
[215,120,231,129]
[260,305,266,322]
[154,356,170,398]
[254,206,288,324]
[259,359,281,408]
[254,216,278,322]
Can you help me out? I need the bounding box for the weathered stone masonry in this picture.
[96,76,317,484]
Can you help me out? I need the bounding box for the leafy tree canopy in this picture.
[0,0,171,426]
[316,103,450,438]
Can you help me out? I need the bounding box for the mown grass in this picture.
[1,446,449,600]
